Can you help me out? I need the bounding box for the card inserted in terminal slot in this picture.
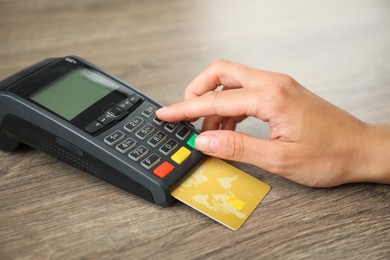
[172,157,271,230]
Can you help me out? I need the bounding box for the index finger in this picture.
[156,87,268,123]
[184,59,276,100]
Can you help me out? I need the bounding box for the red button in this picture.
[153,161,175,178]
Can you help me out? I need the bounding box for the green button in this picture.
[187,133,198,150]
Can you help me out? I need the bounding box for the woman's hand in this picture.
[156,60,390,187]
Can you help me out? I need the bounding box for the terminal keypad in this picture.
[102,101,200,179]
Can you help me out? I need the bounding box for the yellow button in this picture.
[171,147,191,164]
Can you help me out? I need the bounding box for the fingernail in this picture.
[156,107,168,114]
[195,134,218,153]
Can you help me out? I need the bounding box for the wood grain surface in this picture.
[0,0,389,259]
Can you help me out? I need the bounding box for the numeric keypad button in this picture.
[164,122,179,133]
[141,153,161,169]
[104,130,125,146]
[124,117,144,133]
[142,105,156,118]
[176,126,191,140]
[159,139,178,155]
[116,138,137,153]
[128,145,149,161]
[153,116,164,125]
[147,131,167,147]
[135,123,155,140]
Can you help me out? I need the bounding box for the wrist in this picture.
[351,123,390,184]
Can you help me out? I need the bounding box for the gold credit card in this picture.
[172,157,271,230]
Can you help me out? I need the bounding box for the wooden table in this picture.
[1,0,389,259]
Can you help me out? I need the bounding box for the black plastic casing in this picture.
[0,56,206,206]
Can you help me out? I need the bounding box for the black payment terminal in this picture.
[0,56,206,206]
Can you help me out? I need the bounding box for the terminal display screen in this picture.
[30,68,119,120]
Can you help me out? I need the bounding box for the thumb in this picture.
[195,130,282,170]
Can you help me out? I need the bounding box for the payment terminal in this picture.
[0,56,206,206]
